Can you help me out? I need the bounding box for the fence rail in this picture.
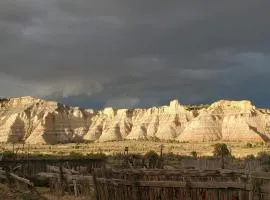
[93,169,270,200]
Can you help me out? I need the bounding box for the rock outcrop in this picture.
[0,96,94,144]
[0,96,269,144]
[177,100,264,142]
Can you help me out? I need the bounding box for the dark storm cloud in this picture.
[0,0,270,107]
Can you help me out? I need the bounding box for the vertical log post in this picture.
[249,174,253,200]
[12,143,15,155]
[132,173,138,200]
[185,178,192,200]
[159,144,164,169]
[238,177,243,200]
[59,165,65,196]
[124,147,129,168]
[93,169,100,200]
[27,144,30,157]
[249,191,253,200]
[73,180,78,197]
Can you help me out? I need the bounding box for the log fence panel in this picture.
[93,169,270,200]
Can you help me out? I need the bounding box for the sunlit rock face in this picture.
[177,100,269,142]
[0,96,269,144]
[0,96,93,144]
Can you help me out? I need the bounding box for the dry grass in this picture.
[1,140,269,158]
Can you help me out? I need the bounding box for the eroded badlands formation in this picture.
[0,96,269,144]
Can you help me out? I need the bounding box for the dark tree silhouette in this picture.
[213,143,231,169]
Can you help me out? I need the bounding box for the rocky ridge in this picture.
[0,96,269,144]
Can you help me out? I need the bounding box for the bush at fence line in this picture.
[190,151,198,159]
[144,150,159,168]
[213,143,231,158]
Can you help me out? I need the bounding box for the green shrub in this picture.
[246,143,253,148]
[69,151,84,158]
[190,151,198,159]
[213,143,231,157]
[213,143,231,169]
[144,150,159,168]
[144,150,159,160]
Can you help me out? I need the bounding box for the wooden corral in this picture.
[0,168,45,199]
[180,158,221,170]
[93,169,270,200]
[36,165,95,198]
[0,157,105,178]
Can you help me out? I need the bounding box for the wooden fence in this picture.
[93,169,270,200]
[0,157,105,178]
[180,158,221,170]
[41,165,95,197]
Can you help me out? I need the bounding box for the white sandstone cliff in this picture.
[0,96,269,144]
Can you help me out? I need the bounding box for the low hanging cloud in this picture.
[1,0,270,108]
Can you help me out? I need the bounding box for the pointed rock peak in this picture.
[166,99,186,113]
[169,99,181,108]
[103,107,115,116]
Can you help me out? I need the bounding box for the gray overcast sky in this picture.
[1,0,270,108]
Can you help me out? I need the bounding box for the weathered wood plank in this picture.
[0,169,33,186]
[96,178,250,189]
[93,168,270,200]
[10,172,34,186]
[37,172,93,183]
[46,165,79,174]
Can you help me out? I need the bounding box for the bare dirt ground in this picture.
[37,187,95,200]
[0,183,45,200]
[0,185,94,200]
